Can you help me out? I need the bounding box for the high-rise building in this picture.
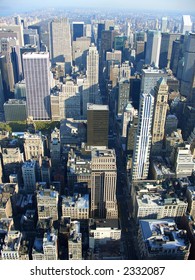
[49,18,72,73]
[181,15,192,34]
[151,78,168,154]
[87,103,109,147]
[50,127,61,166]
[141,68,167,95]
[161,17,168,32]
[4,99,27,121]
[122,102,138,138]
[86,44,99,102]
[117,79,130,117]
[23,52,51,120]
[145,30,161,68]
[91,148,118,219]
[131,93,154,180]
[72,22,84,41]
[180,33,195,97]
[24,132,44,160]
[22,160,36,193]
[159,33,181,69]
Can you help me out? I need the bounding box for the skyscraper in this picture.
[141,68,167,95]
[181,15,192,34]
[87,103,109,147]
[91,148,118,219]
[180,33,195,97]
[151,78,168,154]
[145,30,161,68]
[49,18,72,73]
[131,93,154,180]
[72,22,84,41]
[86,44,99,102]
[161,17,168,33]
[23,52,51,120]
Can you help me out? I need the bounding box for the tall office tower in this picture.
[0,38,18,93]
[85,24,91,38]
[22,160,36,193]
[141,68,167,95]
[86,44,99,102]
[49,18,72,73]
[105,20,115,31]
[117,79,130,118]
[72,22,84,41]
[119,61,131,80]
[131,93,154,181]
[87,104,109,147]
[170,36,185,76]
[20,45,37,76]
[0,69,5,113]
[122,103,138,138]
[181,15,192,34]
[151,78,168,154]
[37,188,59,221]
[23,52,51,120]
[159,33,181,69]
[68,221,82,260]
[28,25,41,49]
[24,132,44,160]
[136,41,145,62]
[106,50,122,64]
[50,127,61,166]
[0,55,9,99]
[97,22,105,50]
[189,62,195,107]
[145,30,161,68]
[14,15,21,25]
[23,29,40,49]
[72,36,91,70]
[180,33,195,97]
[100,30,113,64]
[161,17,168,32]
[91,148,118,219]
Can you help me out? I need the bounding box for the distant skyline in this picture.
[0,0,195,15]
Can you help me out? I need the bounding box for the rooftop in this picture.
[62,193,89,209]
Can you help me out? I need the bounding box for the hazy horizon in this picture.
[0,0,195,16]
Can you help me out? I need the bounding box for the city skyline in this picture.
[0,0,195,15]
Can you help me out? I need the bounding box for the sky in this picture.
[0,0,195,14]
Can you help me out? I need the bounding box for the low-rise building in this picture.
[138,219,190,260]
[62,193,89,220]
[68,221,82,260]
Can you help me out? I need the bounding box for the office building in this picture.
[14,80,26,99]
[87,103,109,147]
[161,17,168,32]
[186,186,195,220]
[180,33,195,97]
[23,52,51,120]
[173,143,195,178]
[145,30,161,68]
[50,127,61,166]
[138,219,190,260]
[49,18,72,73]
[141,68,167,94]
[151,78,168,154]
[117,79,130,117]
[22,160,36,193]
[122,103,138,138]
[37,188,59,221]
[86,44,99,101]
[24,132,44,160]
[131,93,154,180]
[72,22,84,41]
[68,221,82,260]
[4,99,27,121]
[132,181,188,221]
[91,148,118,219]
[181,15,192,34]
